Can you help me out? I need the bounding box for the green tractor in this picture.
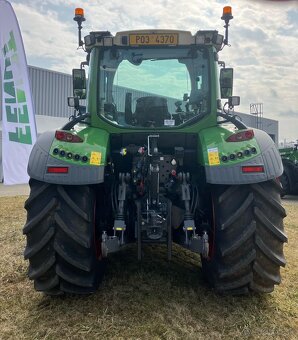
[279,142,298,196]
[23,7,287,295]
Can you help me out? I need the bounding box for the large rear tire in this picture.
[202,180,287,295]
[23,179,104,295]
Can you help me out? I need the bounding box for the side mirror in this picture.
[72,68,86,99]
[228,96,240,108]
[67,96,80,110]
[220,68,233,98]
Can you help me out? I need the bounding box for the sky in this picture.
[7,0,298,141]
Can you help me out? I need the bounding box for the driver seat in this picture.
[134,96,170,127]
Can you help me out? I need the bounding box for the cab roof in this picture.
[84,29,223,51]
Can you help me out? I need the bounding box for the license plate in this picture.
[129,33,178,46]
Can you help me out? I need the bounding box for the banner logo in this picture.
[2,31,32,144]
[0,0,37,184]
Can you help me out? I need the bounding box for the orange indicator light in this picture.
[75,8,84,17]
[223,6,232,16]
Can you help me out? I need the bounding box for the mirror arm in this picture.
[217,111,247,130]
[81,61,89,68]
[218,61,225,68]
[62,113,90,131]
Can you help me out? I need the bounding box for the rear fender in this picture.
[199,127,283,185]
[28,127,109,185]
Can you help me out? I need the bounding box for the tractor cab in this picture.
[71,29,230,129]
[90,30,219,129]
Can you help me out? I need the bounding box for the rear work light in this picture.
[47,167,69,174]
[226,129,254,142]
[242,165,264,173]
[55,130,83,143]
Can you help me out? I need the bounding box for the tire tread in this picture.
[23,179,103,295]
[202,180,287,295]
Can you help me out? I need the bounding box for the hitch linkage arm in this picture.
[179,173,195,245]
[114,173,130,245]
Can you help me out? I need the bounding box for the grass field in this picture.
[0,196,297,340]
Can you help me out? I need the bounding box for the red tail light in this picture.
[47,167,69,174]
[55,130,83,143]
[242,165,264,173]
[226,129,254,142]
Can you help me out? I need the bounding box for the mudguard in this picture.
[28,127,109,185]
[200,127,283,185]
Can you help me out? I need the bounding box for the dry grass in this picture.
[0,196,297,340]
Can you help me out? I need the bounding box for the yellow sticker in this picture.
[207,147,220,166]
[90,152,102,165]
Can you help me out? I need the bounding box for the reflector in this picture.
[47,167,69,174]
[242,166,264,173]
